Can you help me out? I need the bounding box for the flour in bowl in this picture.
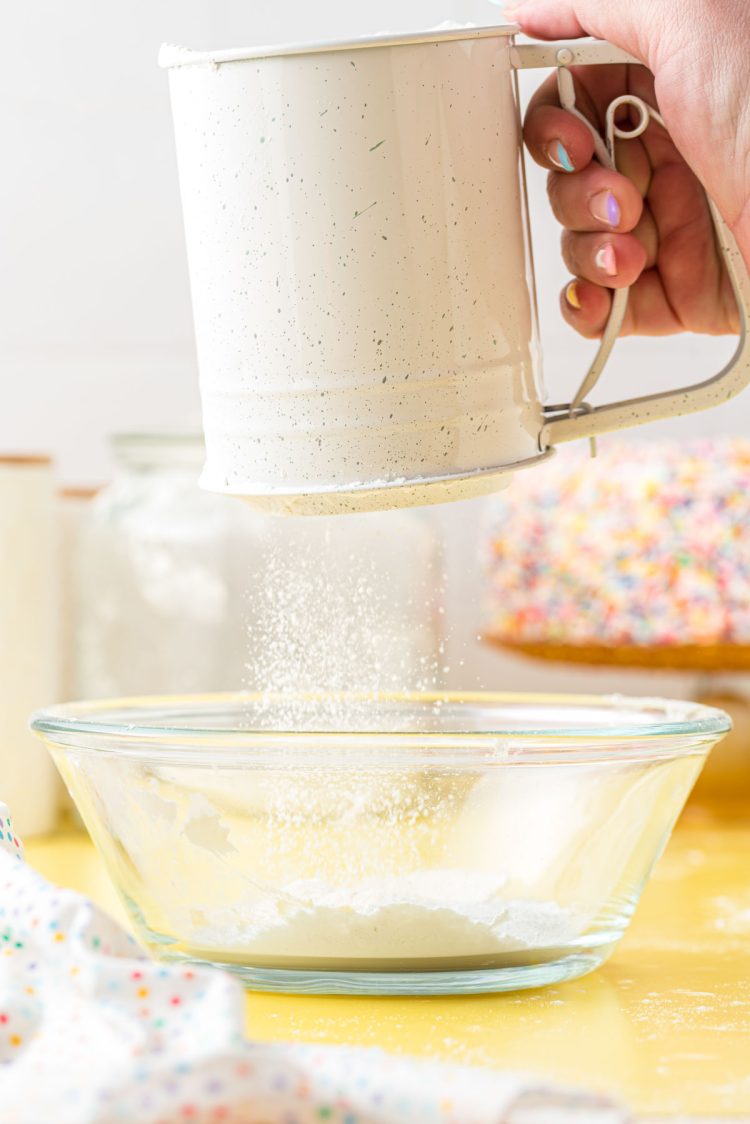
[188,869,579,967]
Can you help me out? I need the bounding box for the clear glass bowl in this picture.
[31,692,729,995]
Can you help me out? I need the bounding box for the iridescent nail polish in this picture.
[590,190,621,228]
[565,281,581,309]
[548,140,575,173]
[595,244,618,277]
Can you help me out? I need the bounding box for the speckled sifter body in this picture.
[161,27,750,514]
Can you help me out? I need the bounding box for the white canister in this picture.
[59,487,99,702]
[0,457,60,836]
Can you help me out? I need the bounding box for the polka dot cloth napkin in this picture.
[0,803,625,1124]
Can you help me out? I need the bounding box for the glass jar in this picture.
[75,434,444,700]
[75,435,254,697]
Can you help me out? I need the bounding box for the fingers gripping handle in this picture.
[512,39,750,447]
[555,67,629,413]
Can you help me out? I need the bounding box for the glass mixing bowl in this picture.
[31,692,729,995]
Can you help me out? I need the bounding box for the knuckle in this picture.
[546,172,566,222]
[560,230,581,274]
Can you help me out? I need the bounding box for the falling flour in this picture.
[230,515,576,969]
[243,512,445,729]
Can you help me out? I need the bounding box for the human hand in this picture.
[505,0,750,338]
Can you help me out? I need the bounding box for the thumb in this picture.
[503,0,658,69]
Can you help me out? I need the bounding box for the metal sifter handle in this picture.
[512,39,750,448]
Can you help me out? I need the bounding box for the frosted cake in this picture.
[483,439,750,670]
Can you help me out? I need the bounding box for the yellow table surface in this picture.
[26,810,750,1118]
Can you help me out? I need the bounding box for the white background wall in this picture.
[2,1,744,696]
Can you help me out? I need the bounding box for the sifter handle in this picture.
[511,38,750,448]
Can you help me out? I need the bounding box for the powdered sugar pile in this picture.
[188,868,579,965]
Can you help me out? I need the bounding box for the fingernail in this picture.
[548,140,575,173]
[590,190,621,228]
[565,281,581,309]
[595,243,618,277]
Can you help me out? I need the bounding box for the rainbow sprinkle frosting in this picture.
[483,438,750,650]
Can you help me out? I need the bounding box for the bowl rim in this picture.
[30,691,731,764]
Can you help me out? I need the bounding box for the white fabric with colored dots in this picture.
[0,802,625,1124]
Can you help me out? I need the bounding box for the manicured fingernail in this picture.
[595,243,618,277]
[590,190,620,228]
[548,140,575,173]
[565,281,581,309]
